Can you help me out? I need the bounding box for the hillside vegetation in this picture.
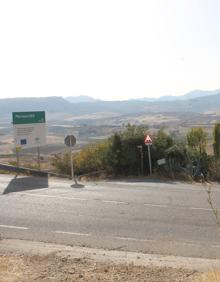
[52,123,220,181]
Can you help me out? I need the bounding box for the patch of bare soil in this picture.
[0,253,197,282]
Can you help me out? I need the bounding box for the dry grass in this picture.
[194,270,220,282]
[0,256,25,282]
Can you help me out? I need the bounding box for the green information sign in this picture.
[12,111,46,125]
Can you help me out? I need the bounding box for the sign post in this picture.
[15,146,21,168]
[144,135,153,175]
[37,147,41,170]
[65,135,77,184]
[12,111,46,170]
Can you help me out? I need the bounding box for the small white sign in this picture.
[157,158,166,166]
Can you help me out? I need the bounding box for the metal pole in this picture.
[147,144,152,175]
[37,147,41,170]
[70,148,74,179]
[70,141,77,184]
[16,150,20,168]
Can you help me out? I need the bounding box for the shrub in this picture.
[74,141,109,175]
[51,152,71,175]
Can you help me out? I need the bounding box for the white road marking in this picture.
[144,203,213,211]
[55,230,91,237]
[102,200,128,205]
[0,224,28,230]
[189,207,212,211]
[114,236,155,242]
[211,245,220,248]
[18,193,128,205]
[175,241,205,247]
[144,203,168,208]
[19,193,88,201]
[17,192,214,211]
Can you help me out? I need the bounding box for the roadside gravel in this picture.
[0,253,197,282]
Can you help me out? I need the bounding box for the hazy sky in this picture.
[0,0,219,100]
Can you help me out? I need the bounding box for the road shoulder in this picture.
[0,239,220,281]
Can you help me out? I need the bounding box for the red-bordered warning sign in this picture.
[144,135,152,145]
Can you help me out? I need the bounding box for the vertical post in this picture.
[70,147,74,180]
[70,139,77,184]
[147,144,152,175]
[37,147,41,170]
[16,149,20,168]
[168,157,174,179]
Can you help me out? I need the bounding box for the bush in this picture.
[208,158,220,181]
[107,124,148,175]
[52,125,149,177]
[52,142,110,176]
[51,124,220,181]
[74,141,109,175]
[51,152,71,175]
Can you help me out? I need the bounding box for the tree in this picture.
[106,133,123,174]
[213,122,220,158]
[120,124,148,140]
[108,124,148,175]
[119,124,148,175]
[187,127,207,154]
[152,128,174,160]
[187,127,209,180]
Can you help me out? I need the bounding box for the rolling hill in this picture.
[0,91,219,124]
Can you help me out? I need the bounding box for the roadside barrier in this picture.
[0,163,69,178]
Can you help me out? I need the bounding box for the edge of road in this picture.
[1,238,220,272]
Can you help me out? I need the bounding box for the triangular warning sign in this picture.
[144,135,152,145]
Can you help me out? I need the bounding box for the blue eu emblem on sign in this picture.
[20,139,27,145]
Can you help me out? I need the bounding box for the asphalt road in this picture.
[0,174,220,259]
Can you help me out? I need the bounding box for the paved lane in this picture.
[0,174,220,258]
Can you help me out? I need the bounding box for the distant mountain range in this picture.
[0,90,220,123]
[65,95,100,103]
[165,89,220,101]
[140,89,220,102]
[65,89,220,103]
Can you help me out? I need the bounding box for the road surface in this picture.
[0,174,220,259]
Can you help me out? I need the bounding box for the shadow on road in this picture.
[2,175,49,195]
[71,183,85,189]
